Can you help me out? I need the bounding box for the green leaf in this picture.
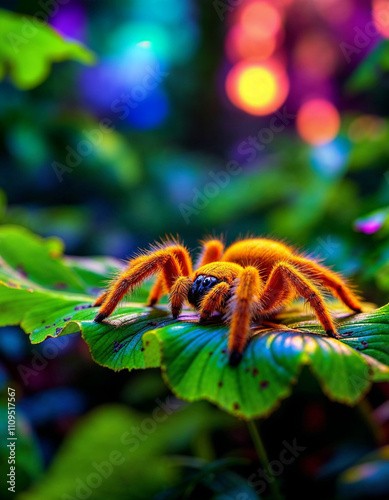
[1,225,389,420]
[0,8,95,89]
[0,225,117,343]
[152,310,389,419]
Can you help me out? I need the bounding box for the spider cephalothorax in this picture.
[93,238,362,366]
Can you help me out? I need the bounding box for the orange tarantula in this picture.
[93,238,362,366]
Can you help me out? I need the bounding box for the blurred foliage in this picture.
[18,403,234,500]
[338,446,389,499]
[0,9,95,89]
[346,41,389,95]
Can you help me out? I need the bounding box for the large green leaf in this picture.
[152,309,389,419]
[1,225,389,420]
[0,8,95,89]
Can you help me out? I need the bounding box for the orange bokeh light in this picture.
[296,99,340,145]
[225,25,277,62]
[294,33,338,79]
[226,60,289,116]
[240,1,282,39]
[373,0,389,38]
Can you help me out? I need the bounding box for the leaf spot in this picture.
[54,282,68,290]
[260,380,269,390]
[16,264,28,278]
[233,403,240,410]
[55,327,63,335]
[112,341,124,353]
[63,317,72,322]
[252,368,259,376]
[218,381,223,387]
[74,304,92,311]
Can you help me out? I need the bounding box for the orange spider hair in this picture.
[93,237,362,366]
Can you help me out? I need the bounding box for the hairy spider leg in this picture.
[146,245,193,306]
[198,282,231,322]
[258,262,338,338]
[289,256,362,313]
[227,266,264,366]
[94,248,187,322]
[196,239,225,268]
[170,276,193,318]
[93,290,109,307]
[167,239,226,319]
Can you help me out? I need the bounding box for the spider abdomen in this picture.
[222,239,293,276]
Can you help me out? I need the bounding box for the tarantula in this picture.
[93,238,362,366]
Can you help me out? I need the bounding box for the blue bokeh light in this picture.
[126,89,169,129]
[310,138,350,180]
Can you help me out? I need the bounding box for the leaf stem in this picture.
[247,420,283,500]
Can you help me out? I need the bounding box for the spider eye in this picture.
[188,275,219,309]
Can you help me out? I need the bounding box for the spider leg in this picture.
[226,266,264,366]
[94,248,188,322]
[253,282,294,318]
[198,282,231,322]
[290,256,362,312]
[93,291,109,307]
[146,274,166,307]
[170,276,193,318]
[196,239,224,268]
[146,245,193,307]
[258,262,339,338]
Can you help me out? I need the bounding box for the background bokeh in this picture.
[1,1,389,499]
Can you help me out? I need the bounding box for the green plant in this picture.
[0,9,95,89]
[2,225,389,499]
